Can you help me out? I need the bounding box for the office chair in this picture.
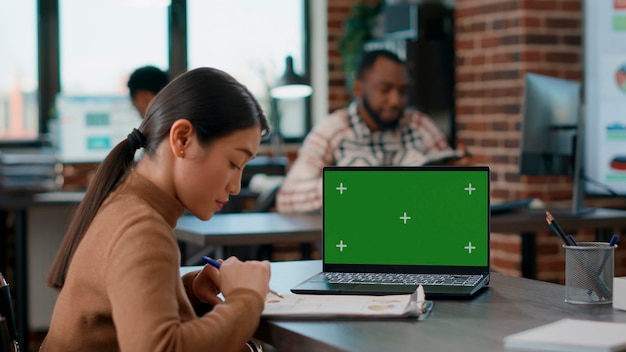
[249,182,281,213]
[0,273,19,352]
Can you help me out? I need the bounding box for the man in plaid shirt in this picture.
[276,50,459,214]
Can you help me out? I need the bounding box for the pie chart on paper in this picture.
[616,63,626,93]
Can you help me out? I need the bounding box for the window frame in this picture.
[35,0,311,145]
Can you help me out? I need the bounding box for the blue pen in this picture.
[596,234,619,275]
[202,256,223,268]
[586,234,620,296]
[201,256,283,298]
[609,234,619,247]
[567,234,578,246]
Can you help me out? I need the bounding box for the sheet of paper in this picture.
[504,318,626,352]
[262,285,425,318]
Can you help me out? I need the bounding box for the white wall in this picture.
[310,0,328,125]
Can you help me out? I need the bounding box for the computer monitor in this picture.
[519,72,586,215]
[53,95,142,163]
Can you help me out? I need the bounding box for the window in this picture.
[59,0,169,94]
[9,0,311,145]
[187,0,308,140]
[55,1,169,161]
[0,0,39,139]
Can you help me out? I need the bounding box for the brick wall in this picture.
[328,0,367,112]
[455,0,626,282]
[328,0,625,283]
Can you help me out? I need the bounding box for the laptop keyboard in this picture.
[324,272,483,287]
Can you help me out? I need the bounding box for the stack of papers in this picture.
[504,319,626,351]
[262,285,430,319]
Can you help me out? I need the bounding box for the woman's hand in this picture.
[219,257,270,299]
[191,263,223,306]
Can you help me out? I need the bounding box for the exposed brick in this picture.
[522,0,558,10]
[537,241,561,255]
[455,6,482,19]
[501,35,521,46]
[481,138,499,147]
[440,0,585,281]
[493,121,509,131]
[524,34,559,45]
[457,105,479,115]
[484,1,519,14]
[481,69,520,81]
[504,138,520,148]
[492,257,520,271]
[520,16,542,28]
[464,121,491,131]
[546,52,579,63]
[456,38,475,50]
[563,35,581,46]
[560,0,581,11]
[481,36,501,48]
[503,104,521,114]
[456,72,476,82]
[546,17,580,29]
[492,52,518,63]
[457,21,487,33]
[470,55,487,65]
[520,51,543,62]
[327,19,344,28]
[492,18,517,30]
[503,172,521,184]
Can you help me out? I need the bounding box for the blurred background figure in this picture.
[127,65,169,118]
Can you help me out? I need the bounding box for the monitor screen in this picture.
[322,166,490,267]
[519,73,582,176]
[54,95,142,163]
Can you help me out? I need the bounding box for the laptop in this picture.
[291,165,491,298]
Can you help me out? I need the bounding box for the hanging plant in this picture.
[338,1,384,91]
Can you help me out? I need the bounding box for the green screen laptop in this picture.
[291,166,491,297]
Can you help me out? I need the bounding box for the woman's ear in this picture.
[169,119,194,158]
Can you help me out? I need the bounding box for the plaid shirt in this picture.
[276,102,452,214]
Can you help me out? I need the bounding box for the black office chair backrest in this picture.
[1,316,12,352]
[0,273,18,352]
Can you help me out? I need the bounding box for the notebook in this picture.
[291,165,491,297]
[504,319,626,352]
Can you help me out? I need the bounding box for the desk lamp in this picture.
[269,56,312,156]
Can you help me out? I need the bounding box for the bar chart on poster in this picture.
[584,1,626,195]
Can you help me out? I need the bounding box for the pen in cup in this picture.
[546,211,612,300]
[202,256,284,298]
[596,234,619,275]
[567,234,578,246]
[583,234,619,298]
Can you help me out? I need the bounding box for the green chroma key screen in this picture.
[323,167,489,267]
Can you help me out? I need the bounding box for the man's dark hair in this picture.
[127,66,170,97]
[355,50,404,80]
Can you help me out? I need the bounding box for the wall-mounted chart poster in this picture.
[585,0,626,194]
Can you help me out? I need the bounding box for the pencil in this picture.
[545,211,575,246]
[202,256,284,298]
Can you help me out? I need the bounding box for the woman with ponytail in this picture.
[42,67,271,352]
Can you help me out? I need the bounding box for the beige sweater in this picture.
[41,172,264,352]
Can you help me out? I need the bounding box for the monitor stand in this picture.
[545,113,594,218]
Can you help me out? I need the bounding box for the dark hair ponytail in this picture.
[46,67,268,289]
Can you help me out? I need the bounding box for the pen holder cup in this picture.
[563,242,615,305]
